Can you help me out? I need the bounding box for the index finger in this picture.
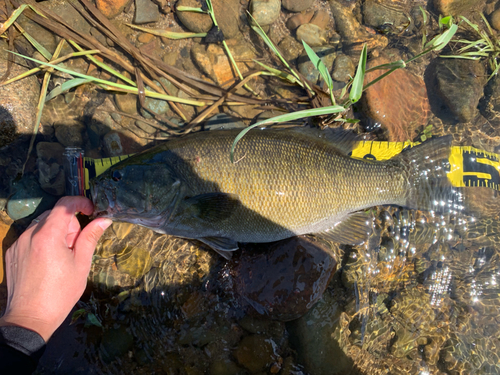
[43,196,94,235]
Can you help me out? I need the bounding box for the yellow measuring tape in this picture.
[82,141,500,195]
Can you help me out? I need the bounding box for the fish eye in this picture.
[112,170,122,182]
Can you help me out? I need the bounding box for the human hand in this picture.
[0,196,112,342]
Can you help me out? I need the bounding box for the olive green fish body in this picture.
[91,128,452,251]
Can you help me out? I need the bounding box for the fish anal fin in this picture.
[198,236,239,259]
[318,212,374,245]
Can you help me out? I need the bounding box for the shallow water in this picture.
[1,0,500,374]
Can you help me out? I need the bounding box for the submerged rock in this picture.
[363,56,430,141]
[297,46,336,85]
[227,236,338,321]
[36,142,66,196]
[282,0,314,12]
[434,58,486,123]
[249,0,281,26]
[234,334,281,373]
[296,23,328,47]
[96,0,129,18]
[134,0,160,24]
[176,0,213,33]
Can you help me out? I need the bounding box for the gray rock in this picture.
[288,289,354,375]
[249,0,281,26]
[36,142,66,196]
[434,58,486,122]
[141,78,178,119]
[296,23,328,47]
[332,53,355,82]
[176,0,213,33]
[17,15,58,54]
[134,0,160,24]
[363,0,408,31]
[55,124,86,147]
[278,35,304,61]
[0,40,39,148]
[204,113,245,130]
[43,1,92,35]
[7,174,57,221]
[282,0,314,12]
[297,45,336,84]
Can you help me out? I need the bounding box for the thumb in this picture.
[74,218,112,271]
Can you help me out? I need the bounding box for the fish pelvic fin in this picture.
[198,236,239,259]
[397,135,459,212]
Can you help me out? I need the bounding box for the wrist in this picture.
[0,313,53,342]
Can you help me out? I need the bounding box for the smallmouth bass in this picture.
[91,128,453,256]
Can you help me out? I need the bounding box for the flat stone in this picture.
[212,0,240,39]
[114,92,138,114]
[310,10,332,30]
[134,0,160,24]
[282,0,314,12]
[296,23,328,47]
[286,11,314,30]
[249,0,281,26]
[191,42,255,85]
[363,56,430,141]
[16,15,57,54]
[278,35,304,61]
[96,0,130,19]
[176,0,213,33]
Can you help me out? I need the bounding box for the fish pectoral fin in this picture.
[198,236,239,259]
[185,193,240,221]
[318,212,374,245]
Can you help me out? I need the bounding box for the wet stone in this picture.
[297,46,336,85]
[296,23,328,47]
[176,0,213,33]
[134,0,160,24]
[434,58,486,123]
[228,236,337,321]
[234,335,280,373]
[278,35,304,61]
[332,53,355,83]
[54,124,86,147]
[310,10,332,30]
[212,0,241,39]
[282,0,314,12]
[286,11,314,30]
[16,15,57,55]
[44,1,93,35]
[96,0,129,19]
[363,56,430,141]
[363,0,408,31]
[433,0,483,17]
[249,0,281,26]
[491,8,500,32]
[141,78,178,119]
[36,142,66,196]
[114,92,138,115]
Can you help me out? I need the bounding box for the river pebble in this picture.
[234,334,280,373]
[363,55,430,141]
[212,0,241,39]
[134,0,160,24]
[286,11,314,30]
[332,53,355,83]
[282,0,314,12]
[96,0,129,18]
[296,23,328,47]
[491,8,500,31]
[141,78,178,119]
[434,58,486,123]
[433,0,483,16]
[176,0,213,33]
[278,35,304,61]
[363,0,408,31]
[114,92,139,115]
[249,0,281,26]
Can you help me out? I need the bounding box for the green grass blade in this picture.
[302,40,333,92]
[126,23,206,39]
[230,105,345,162]
[45,78,92,101]
[176,6,206,12]
[0,4,27,35]
[8,50,207,106]
[253,60,300,84]
[419,6,427,26]
[68,40,136,87]
[425,23,458,51]
[349,44,367,104]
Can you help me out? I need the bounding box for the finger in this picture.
[44,196,94,236]
[66,215,82,249]
[26,210,51,230]
[73,218,112,273]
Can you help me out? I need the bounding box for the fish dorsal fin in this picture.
[318,211,374,245]
[198,236,239,259]
[184,193,240,221]
[286,126,361,155]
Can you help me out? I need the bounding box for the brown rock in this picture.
[138,32,155,43]
[191,42,255,85]
[176,0,213,33]
[212,0,240,39]
[433,0,483,16]
[282,0,314,12]
[286,11,314,30]
[96,0,130,18]
[363,56,430,142]
[310,10,332,30]
[491,9,500,32]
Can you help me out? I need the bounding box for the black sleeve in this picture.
[0,325,46,374]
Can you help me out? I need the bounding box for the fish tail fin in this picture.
[396,135,460,212]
